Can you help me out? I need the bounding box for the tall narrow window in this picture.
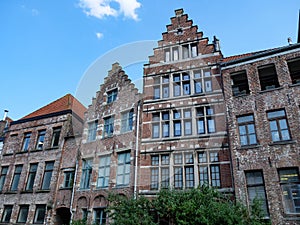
[182,73,190,95]
[151,168,159,190]
[25,163,38,191]
[288,58,300,84]
[51,127,61,148]
[63,171,74,188]
[41,162,54,190]
[11,165,23,191]
[258,64,279,91]
[267,109,291,142]
[237,114,257,146]
[191,44,197,57]
[210,165,220,187]
[17,205,29,223]
[117,152,131,186]
[185,153,194,188]
[97,155,111,188]
[107,89,118,103]
[278,168,300,214]
[34,205,46,224]
[161,155,170,189]
[94,208,106,225]
[173,47,179,61]
[1,205,13,223]
[81,159,92,189]
[183,110,192,135]
[22,132,31,151]
[0,166,8,191]
[152,113,160,138]
[35,130,46,150]
[173,74,181,97]
[103,116,114,138]
[245,171,269,217]
[182,45,189,59]
[173,110,182,137]
[165,49,170,62]
[88,120,98,142]
[196,106,215,134]
[162,112,170,137]
[121,110,134,133]
[199,166,209,186]
[162,75,169,98]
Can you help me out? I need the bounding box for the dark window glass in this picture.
[26,163,38,191]
[35,130,46,150]
[11,165,23,191]
[41,162,54,190]
[51,127,61,148]
[34,205,46,224]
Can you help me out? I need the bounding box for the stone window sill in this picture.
[269,140,296,146]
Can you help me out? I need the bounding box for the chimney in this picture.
[288,37,293,45]
[213,36,221,51]
[3,110,8,121]
[175,9,184,17]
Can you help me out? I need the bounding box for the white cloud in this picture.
[31,9,40,16]
[96,32,104,39]
[78,0,141,20]
[115,0,141,21]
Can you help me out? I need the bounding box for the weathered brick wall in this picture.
[222,49,300,224]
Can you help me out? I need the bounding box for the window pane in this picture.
[205,80,212,92]
[267,110,285,119]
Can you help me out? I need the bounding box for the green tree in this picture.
[107,186,270,225]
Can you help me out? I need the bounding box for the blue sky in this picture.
[0,0,299,120]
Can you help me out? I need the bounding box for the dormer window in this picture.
[287,58,300,84]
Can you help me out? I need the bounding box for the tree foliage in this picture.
[107,186,270,225]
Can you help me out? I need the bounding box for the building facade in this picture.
[139,9,233,197]
[0,94,86,225]
[221,44,300,224]
[71,63,141,225]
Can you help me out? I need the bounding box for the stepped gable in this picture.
[147,8,216,66]
[21,94,86,120]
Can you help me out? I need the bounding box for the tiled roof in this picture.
[21,94,86,120]
[222,53,255,62]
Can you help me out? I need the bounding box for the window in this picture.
[121,110,134,133]
[97,155,111,188]
[107,89,118,103]
[17,205,29,223]
[164,49,170,62]
[35,130,46,150]
[191,44,198,58]
[152,113,160,138]
[278,168,300,214]
[81,159,92,189]
[173,47,179,61]
[11,165,23,191]
[22,132,31,151]
[196,106,215,134]
[193,69,212,94]
[103,116,114,138]
[173,73,190,97]
[231,70,250,96]
[183,110,192,135]
[1,205,13,223]
[82,208,88,221]
[63,171,74,188]
[151,155,170,189]
[173,153,195,189]
[0,166,8,191]
[288,58,300,84]
[51,127,61,148]
[237,115,257,146]
[245,171,269,216]
[41,161,54,190]
[182,44,197,59]
[116,152,130,186]
[258,64,279,91]
[94,208,106,225]
[182,45,189,59]
[88,120,98,142]
[162,112,170,137]
[173,110,182,136]
[33,205,46,224]
[267,109,291,142]
[198,151,221,187]
[25,163,38,191]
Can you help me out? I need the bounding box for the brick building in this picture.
[0,94,86,225]
[0,110,12,156]
[71,63,141,224]
[139,9,233,197]
[221,44,300,224]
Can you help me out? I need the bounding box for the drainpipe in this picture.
[134,101,141,199]
[70,157,79,224]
